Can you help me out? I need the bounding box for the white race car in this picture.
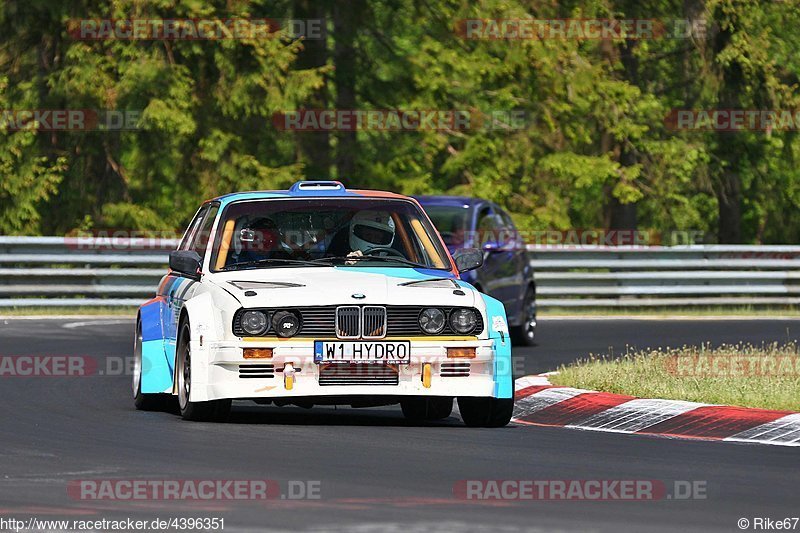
[133,181,514,426]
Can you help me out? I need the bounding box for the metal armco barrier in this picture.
[529,245,800,307]
[1,236,799,308]
[0,236,175,308]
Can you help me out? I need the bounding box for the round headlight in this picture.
[241,310,269,335]
[449,308,477,334]
[419,308,446,334]
[272,310,301,338]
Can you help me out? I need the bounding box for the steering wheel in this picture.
[365,246,405,258]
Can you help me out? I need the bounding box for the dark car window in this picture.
[477,208,501,231]
[179,205,209,251]
[496,208,517,231]
[479,206,522,249]
[477,207,504,246]
[192,204,220,259]
[496,207,521,247]
[422,205,470,248]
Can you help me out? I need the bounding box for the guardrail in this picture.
[529,245,800,308]
[0,236,174,307]
[1,236,799,308]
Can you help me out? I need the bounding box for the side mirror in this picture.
[453,248,484,273]
[169,250,202,279]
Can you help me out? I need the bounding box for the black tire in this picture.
[457,397,514,427]
[400,397,453,421]
[133,320,172,411]
[176,321,231,422]
[511,285,537,346]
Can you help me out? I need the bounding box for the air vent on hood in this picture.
[229,281,305,290]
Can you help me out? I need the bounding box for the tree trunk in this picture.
[602,35,639,233]
[609,147,639,231]
[716,167,742,243]
[293,0,330,179]
[712,7,743,243]
[332,1,362,184]
[611,38,639,232]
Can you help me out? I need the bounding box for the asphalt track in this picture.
[0,317,798,532]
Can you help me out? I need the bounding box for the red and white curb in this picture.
[512,375,800,447]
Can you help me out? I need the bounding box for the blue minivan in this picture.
[415,196,537,345]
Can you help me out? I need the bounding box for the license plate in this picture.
[314,341,411,364]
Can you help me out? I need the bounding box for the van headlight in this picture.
[419,308,446,334]
[449,309,477,334]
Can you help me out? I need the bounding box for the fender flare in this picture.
[480,293,513,399]
[171,292,218,397]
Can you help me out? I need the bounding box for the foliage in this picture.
[0,0,798,242]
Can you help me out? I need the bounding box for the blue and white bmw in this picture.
[133,181,514,426]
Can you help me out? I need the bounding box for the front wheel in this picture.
[457,397,513,427]
[511,285,537,346]
[176,322,231,422]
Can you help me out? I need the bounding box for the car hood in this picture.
[208,266,478,308]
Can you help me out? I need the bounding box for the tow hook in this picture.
[283,363,295,390]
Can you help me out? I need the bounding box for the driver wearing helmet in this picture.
[349,210,396,255]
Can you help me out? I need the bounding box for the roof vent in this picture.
[289,181,347,195]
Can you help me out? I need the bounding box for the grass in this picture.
[0,306,138,317]
[550,342,800,412]
[540,306,800,317]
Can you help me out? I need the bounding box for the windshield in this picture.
[422,205,470,249]
[210,198,452,271]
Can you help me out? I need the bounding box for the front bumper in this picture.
[188,337,501,402]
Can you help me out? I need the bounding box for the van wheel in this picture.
[511,285,537,346]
